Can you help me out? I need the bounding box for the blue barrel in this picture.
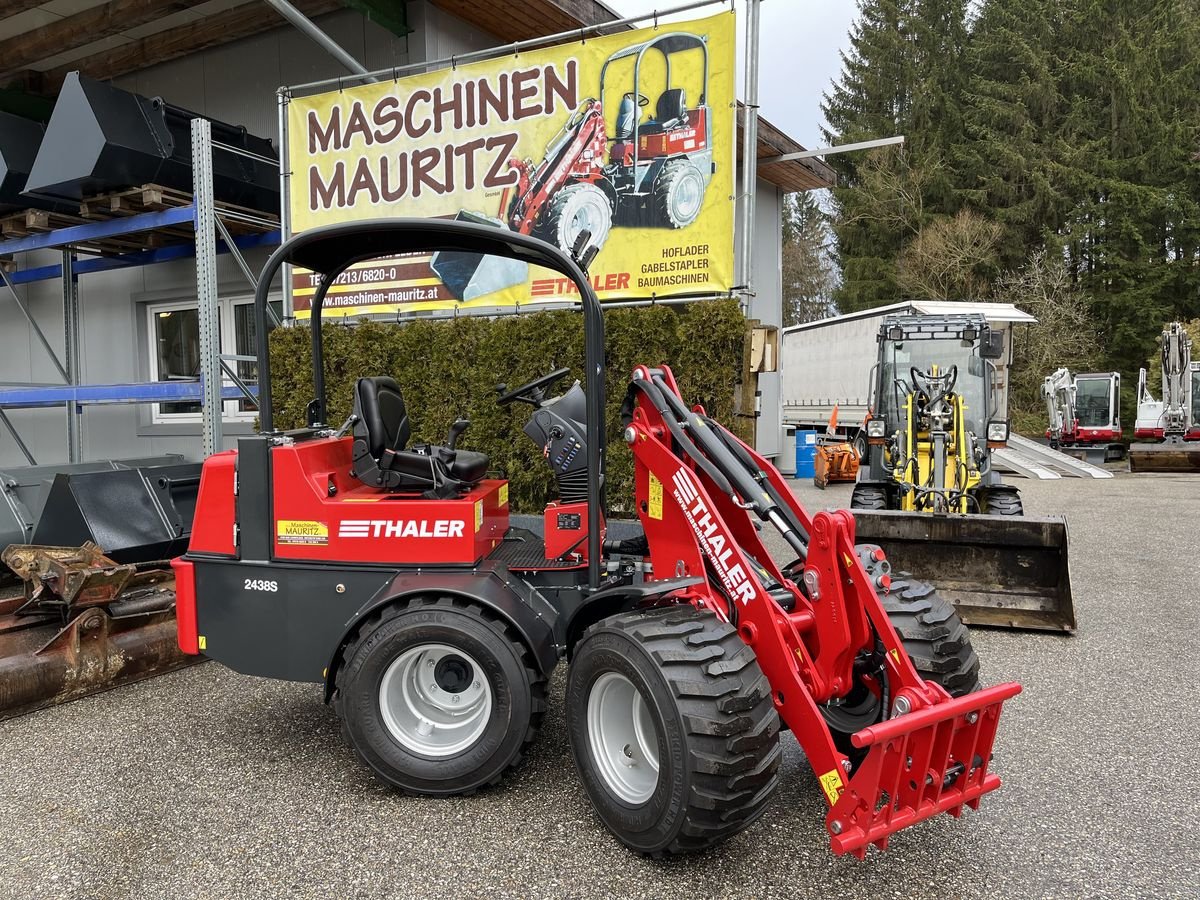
[795,428,818,478]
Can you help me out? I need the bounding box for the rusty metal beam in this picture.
[37,0,342,93]
[0,0,193,78]
[0,1,45,20]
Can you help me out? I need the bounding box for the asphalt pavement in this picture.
[1,471,1197,899]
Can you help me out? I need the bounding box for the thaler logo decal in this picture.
[671,469,757,605]
[339,519,465,538]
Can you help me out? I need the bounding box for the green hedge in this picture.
[268,300,748,513]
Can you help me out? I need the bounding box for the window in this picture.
[147,296,280,423]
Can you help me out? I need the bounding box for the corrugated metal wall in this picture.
[0,4,477,468]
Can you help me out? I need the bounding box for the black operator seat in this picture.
[638,88,688,135]
[349,376,489,493]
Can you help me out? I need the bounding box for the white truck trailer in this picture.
[780,301,1036,449]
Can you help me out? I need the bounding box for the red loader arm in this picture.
[623,365,1021,857]
[502,99,608,235]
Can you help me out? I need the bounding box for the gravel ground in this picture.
[1,471,1197,899]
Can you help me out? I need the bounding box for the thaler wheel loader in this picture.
[172,219,1020,859]
[850,315,1075,632]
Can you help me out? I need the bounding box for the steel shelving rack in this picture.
[0,119,281,464]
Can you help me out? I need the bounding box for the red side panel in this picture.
[637,107,709,158]
[189,450,237,556]
[269,437,509,565]
[171,557,199,655]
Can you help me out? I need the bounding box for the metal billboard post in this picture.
[739,0,761,309]
[62,250,82,463]
[278,89,293,321]
[192,118,224,458]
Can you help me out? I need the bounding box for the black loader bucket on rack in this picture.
[30,462,200,563]
[0,456,189,554]
[23,72,279,212]
[0,110,76,213]
[852,509,1076,633]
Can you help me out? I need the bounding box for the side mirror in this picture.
[981,332,1004,359]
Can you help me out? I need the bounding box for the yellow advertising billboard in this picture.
[285,11,736,317]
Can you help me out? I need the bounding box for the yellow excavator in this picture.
[850,314,1074,632]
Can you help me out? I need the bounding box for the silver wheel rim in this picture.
[378,643,493,758]
[586,671,660,804]
[670,168,704,223]
[562,188,612,251]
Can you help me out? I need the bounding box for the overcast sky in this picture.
[610,0,858,149]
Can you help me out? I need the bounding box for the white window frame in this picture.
[146,294,276,425]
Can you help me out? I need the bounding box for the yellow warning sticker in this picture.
[276,520,328,545]
[818,768,845,804]
[474,500,484,532]
[648,473,663,520]
[499,484,509,507]
[889,647,901,664]
[198,635,207,651]
[342,497,383,502]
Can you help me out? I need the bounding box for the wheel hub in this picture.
[586,671,660,804]
[378,643,493,758]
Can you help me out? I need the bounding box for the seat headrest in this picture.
[657,88,686,124]
[353,376,410,459]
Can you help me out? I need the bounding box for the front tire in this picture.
[820,571,980,771]
[850,482,890,510]
[534,182,613,256]
[567,606,781,856]
[334,596,545,795]
[979,485,1024,516]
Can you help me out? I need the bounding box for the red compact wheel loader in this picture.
[499,31,714,258]
[173,219,1020,858]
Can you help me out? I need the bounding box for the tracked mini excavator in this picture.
[174,219,1021,859]
[1130,322,1200,473]
[850,315,1075,632]
[1043,368,1124,462]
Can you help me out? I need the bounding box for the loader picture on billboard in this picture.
[286,12,735,315]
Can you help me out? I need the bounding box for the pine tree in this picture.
[955,0,1068,270]
[781,192,837,326]
[1057,0,1200,378]
[821,0,971,312]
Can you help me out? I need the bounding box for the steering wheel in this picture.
[911,365,958,397]
[496,367,571,406]
[624,91,650,108]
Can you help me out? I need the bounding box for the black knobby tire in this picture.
[333,596,546,796]
[979,485,1024,516]
[821,573,980,769]
[850,482,889,510]
[652,160,707,229]
[881,576,981,696]
[534,182,613,255]
[566,605,781,856]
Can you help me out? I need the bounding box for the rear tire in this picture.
[850,482,889,510]
[334,596,545,795]
[652,160,706,228]
[534,182,613,256]
[567,606,781,856]
[979,485,1024,516]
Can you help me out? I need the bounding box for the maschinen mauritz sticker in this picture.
[277,520,329,545]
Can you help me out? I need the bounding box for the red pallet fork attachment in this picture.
[828,681,1020,857]
[624,365,1021,856]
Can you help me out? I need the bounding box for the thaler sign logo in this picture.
[670,469,757,605]
[339,519,466,539]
